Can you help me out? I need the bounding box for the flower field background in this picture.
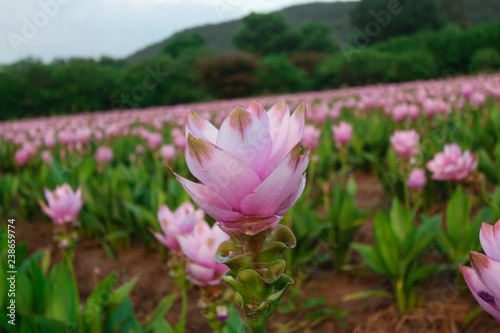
[2,72,500,332]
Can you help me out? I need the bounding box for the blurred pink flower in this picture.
[171,128,186,150]
[406,168,427,191]
[332,121,352,148]
[392,104,408,123]
[44,132,56,148]
[426,143,477,182]
[14,149,30,166]
[175,100,309,236]
[135,144,145,154]
[151,201,202,251]
[390,130,420,159]
[160,144,176,162]
[178,220,229,287]
[461,84,474,99]
[38,183,83,226]
[147,133,163,150]
[302,125,321,149]
[95,146,113,164]
[41,150,53,165]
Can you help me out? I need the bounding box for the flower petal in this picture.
[276,174,306,216]
[186,110,218,144]
[267,100,291,155]
[186,263,215,284]
[175,174,242,221]
[186,134,262,208]
[263,103,306,179]
[480,222,500,261]
[247,101,270,129]
[459,264,500,323]
[470,251,500,299]
[239,144,310,216]
[216,106,272,176]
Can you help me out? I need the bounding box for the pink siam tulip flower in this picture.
[14,149,30,166]
[174,100,309,236]
[160,144,176,162]
[301,125,321,149]
[38,183,83,226]
[313,102,328,124]
[423,99,438,118]
[172,128,187,150]
[461,84,474,99]
[406,168,427,190]
[135,145,145,154]
[471,92,487,108]
[332,121,353,149]
[426,143,477,182]
[392,104,408,123]
[41,150,54,165]
[44,132,56,148]
[330,104,341,120]
[151,202,202,251]
[95,146,113,164]
[407,104,420,120]
[459,220,500,324]
[437,100,451,115]
[390,130,420,159]
[178,221,230,287]
[147,133,163,150]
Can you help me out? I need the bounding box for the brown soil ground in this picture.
[15,172,500,333]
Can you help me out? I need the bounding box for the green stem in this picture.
[245,315,267,333]
[179,274,188,333]
[339,150,347,190]
[63,250,84,333]
[395,278,406,314]
[404,182,410,211]
[285,214,293,276]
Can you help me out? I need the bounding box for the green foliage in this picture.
[437,187,491,266]
[163,33,205,58]
[0,233,176,333]
[232,13,301,55]
[353,200,444,313]
[469,48,500,73]
[200,52,259,99]
[349,0,447,45]
[256,55,309,94]
[298,22,339,53]
[324,178,368,271]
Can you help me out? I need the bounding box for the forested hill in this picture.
[125,0,500,63]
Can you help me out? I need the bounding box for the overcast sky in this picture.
[1,0,341,64]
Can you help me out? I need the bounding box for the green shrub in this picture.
[256,55,310,94]
[200,52,259,99]
[388,52,439,82]
[469,48,500,73]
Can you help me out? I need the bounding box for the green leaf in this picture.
[373,211,400,277]
[47,261,79,326]
[351,243,386,275]
[446,187,470,244]
[342,290,393,302]
[109,275,140,307]
[84,273,117,333]
[144,293,176,332]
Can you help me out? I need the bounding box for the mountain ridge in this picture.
[125,0,500,63]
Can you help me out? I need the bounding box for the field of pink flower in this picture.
[2,74,500,332]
